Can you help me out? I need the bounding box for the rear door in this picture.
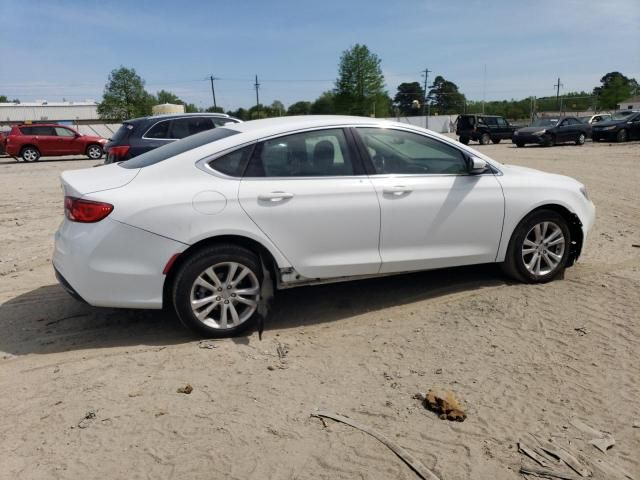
[353,127,504,273]
[238,127,381,278]
[31,126,58,154]
[496,117,512,139]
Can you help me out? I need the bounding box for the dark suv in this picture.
[456,114,517,145]
[104,113,241,164]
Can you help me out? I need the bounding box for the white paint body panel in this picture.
[371,174,504,273]
[52,116,595,310]
[239,176,381,278]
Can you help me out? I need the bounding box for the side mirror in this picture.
[469,156,488,174]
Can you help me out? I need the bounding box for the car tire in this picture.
[501,209,571,284]
[21,146,40,162]
[575,133,586,146]
[542,134,555,147]
[86,144,103,159]
[459,136,470,145]
[515,141,525,148]
[479,133,491,145]
[616,129,628,143]
[172,244,263,338]
[492,138,501,144]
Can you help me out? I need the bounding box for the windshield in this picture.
[531,118,559,127]
[611,111,635,120]
[120,127,239,169]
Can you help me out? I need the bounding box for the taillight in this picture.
[108,145,130,159]
[64,196,113,223]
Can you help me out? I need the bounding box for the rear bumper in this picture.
[53,217,187,309]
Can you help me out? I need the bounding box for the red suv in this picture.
[4,124,107,162]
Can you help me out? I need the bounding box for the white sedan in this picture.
[53,116,595,337]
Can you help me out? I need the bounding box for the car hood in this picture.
[516,126,551,133]
[61,163,140,197]
[592,119,626,127]
[501,164,581,186]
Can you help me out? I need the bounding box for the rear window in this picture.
[120,127,239,169]
[110,123,134,143]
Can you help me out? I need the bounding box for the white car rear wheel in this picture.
[172,245,262,337]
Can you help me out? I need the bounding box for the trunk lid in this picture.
[61,163,140,197]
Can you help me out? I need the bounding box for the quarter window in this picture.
[209,145,254,177]
[357,128,468,175]
[244,129,355,177]
[496,118,508,127]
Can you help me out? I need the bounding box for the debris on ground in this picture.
[574,327,588,336]
[570,418,615,453]
[198,340,216,349]
[176,384,193,394]
[311,410,441,480]
[77,409,97,429]
[422,388,466,422]
[128,391,143,398]
[276,342,289,359]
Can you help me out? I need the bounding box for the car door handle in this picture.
[258,191,294,202]
[383,186,412,196]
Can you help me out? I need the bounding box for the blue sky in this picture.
[1,0,639,110]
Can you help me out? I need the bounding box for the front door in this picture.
[353,127,505,273]
[53,126,80,154]
[238,127,381,279]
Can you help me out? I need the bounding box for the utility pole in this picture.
[554,77,563,112]
[254,74,260,118]
[421,68,431,129]
[209,75,218,109]
[482,64,487,114]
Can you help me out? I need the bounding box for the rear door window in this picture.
[188,117,215,135]
[29,126,56,136]
[145,120,170,139]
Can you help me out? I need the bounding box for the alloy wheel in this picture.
[521,221,565,276]
[88,145,102,159]
[22,148,38,161]
[189,261,260,330]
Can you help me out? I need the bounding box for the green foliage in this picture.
[310,91,336,114]
[593,72,638,109]
[97,67,155,121]
[226,107,249,120]
[156,89,182,105]
[428,76,466,115]
[334,44,389,117]
[0,95,7,102]
[205,106,225,113]
[393,82,424,116]
[287,101,312,115]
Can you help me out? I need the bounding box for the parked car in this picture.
[512,116,590,147]
[4,124,106,162]
[103,113,241,164]
[456,114,517,145]
[0,128,10,155]
[591,111,640,143]
[578,113,611,124]
[54,116,595,337]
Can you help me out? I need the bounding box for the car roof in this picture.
[221,115,417,140]
[125,112,235,124]
[16,123,75,127]
[460,114,504,118]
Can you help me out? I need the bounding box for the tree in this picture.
[310,91,336,114]
[270,100,285,116]
[287,101,312,116]
[593,72,639,109]
[0,95,7,102]
[206,106,225,114]
[393,82,425,116]
[156,89,182,104]
[428,76,466,115]
[226,108,249,120]
[334,44,389,117]
[98,67,155,121]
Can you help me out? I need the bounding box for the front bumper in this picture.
[53,217,187,309]
[512,133,545,144]
[591,129,618,141]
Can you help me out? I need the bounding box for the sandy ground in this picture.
[0,139,639,480]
